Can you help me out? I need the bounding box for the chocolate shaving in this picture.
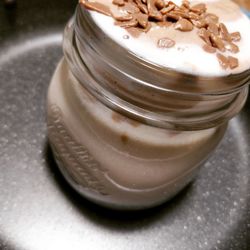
[202,13,219,24]
[175,18,193,31]
[219,23,231,42]
[191,18,207,28]
[179,6,189,13]
[115,19,138,28]
[81,1,112,16]
[188,11,200,20]
[171,10,190,19]
[126,27,143,37]
[217,53,229,69]
[160,5,175,15]
[123,2,140,14]
[134,0,149,14]
[155,0,165,10]
[147,0,163,21]
[181,0,190,9]
[230,32,241,42]
[157,21,172,28]
[113,14,134,21]
[203,44,216,53]
[134,12,148,28]
[112,0,125,6]
[228,56,239,69]
[198,28,212,45]
[207,22,219,36]
[210,34,225,52]
[157,37,176,48]
[224,41,239,53]
[123,34,130,39]
[112,112,124,123]
[190,3,206,14]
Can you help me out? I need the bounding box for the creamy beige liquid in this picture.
[47,59,226,209]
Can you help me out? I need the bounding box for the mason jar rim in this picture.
[75,5,250,97]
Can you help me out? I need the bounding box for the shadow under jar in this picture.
[47,5,250,210]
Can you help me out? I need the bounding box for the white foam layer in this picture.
[90,0,250,77]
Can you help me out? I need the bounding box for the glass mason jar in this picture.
[47,5,249,210]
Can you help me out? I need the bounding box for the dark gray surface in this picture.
[0,1,249,249]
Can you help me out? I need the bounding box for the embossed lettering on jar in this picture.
[47,0,250,210]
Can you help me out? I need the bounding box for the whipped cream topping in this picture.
[82,0,250,77]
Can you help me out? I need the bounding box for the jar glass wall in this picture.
[47,5,249,210]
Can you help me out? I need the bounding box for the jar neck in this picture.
[63,5,249,130]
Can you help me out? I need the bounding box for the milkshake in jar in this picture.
[47,0,250,209]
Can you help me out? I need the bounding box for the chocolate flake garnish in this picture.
[160,5,175,15]
[115,19,138,28]
[191,18,206,28]
[113,14,134,21]
[198,28,212,45]
[112,112,124,123]
[224,41,239,53]
[126,27,143,37]
[155,0,165,10]
[123,2,140,14]
[123,34,130,39]
[228,56,239,69]
[207,22,219,36]
[190,3,206,14]
[181,0,190,9]
[203,44,216,53]
[202,13,219,24]
[157,37,176,48]
[219,23,231,42]
[171,10,190,19]
[210,34,225,52]
[80,0,242,70]
[217,53,229,69]
[188,11,200,20]
[157,21,172,28]
[175,18,193,31]
[112,0,125,7]
[121,134,129,144]
[135,0,148,14]
[166,13,180,22]
[230,32,241,42]
[80,1,112,16]
[147,0,163,21]
[134,12,148,28]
